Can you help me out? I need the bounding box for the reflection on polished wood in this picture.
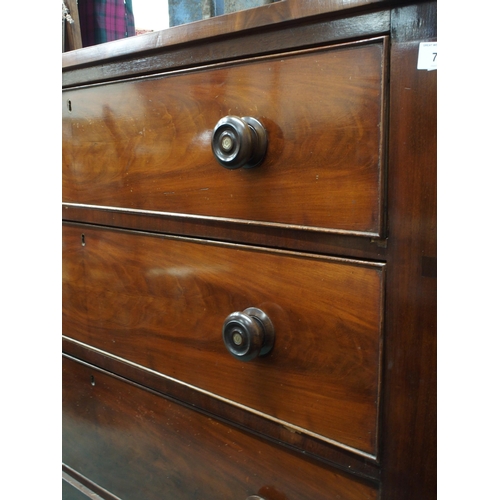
[63,40,386,235]
[62,0,389,68]
[62,1,436,498]
[63,355,379,500]
[63,223,384,455]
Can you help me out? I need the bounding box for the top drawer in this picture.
[62,38,387,236]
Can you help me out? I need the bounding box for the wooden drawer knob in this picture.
[212,116,267,169]
[222,307,275,361]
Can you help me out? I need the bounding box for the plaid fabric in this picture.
[79,0,135,47]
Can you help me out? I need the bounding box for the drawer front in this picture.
[62,38,387,236]
[62,479,88,500]
[63,356,379,500]
[63,224,384,456]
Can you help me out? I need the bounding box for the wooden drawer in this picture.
[62,38,387,236]
[63,355,379,500]
[63,224,384,457]
[62,479,88,500]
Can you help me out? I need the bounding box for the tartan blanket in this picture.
[79,0,135,47]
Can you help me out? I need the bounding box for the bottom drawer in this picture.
[62,478,89,500]
[62,355,378,500]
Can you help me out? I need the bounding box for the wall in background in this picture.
[134,0,170,31]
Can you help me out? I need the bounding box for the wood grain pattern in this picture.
[63,355,379,500]
[62,204,389,261]
[380,3,437,498]
[62,0,388,69]
[63,39,387,236]
[62,223,385,456]
[61,1,437,496]
[62,11,390,87]
[63,335,382,481]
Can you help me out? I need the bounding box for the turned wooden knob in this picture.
[212,116,267,169]
[222,307,275,362]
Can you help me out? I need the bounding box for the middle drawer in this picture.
[63,224,384,457]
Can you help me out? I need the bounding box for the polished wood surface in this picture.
[63,223,384,456]
[63,39,386,236]
[62,11,390,87]
[62,203,389,261]
[62,0,390,69]
[63,335,382,482]
[380,2,437,498]
[62,1,436,497]
[62,480,89,500]
[63,470,111,500]
[63,355,379,500]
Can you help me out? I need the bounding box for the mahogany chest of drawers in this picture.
[62,1,436,498]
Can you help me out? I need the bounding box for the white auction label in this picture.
[417,42,437,71]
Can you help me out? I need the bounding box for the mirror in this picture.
[63,0,280,51]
